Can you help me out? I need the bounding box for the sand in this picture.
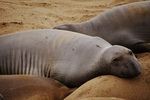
[0,0,149,35]
[0,0,150,99]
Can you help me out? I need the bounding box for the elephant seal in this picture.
[54,1,150,53]
[0,75,75,100]
[0,29,141,87]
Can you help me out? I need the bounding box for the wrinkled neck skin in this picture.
[96,46,112,75]
[54,44,112,88]
[83,46,113,77]
[69,46,112,87]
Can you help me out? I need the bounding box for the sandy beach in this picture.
[0,0,149,35]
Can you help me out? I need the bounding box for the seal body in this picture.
[0,29,141,87]
[0,75,74,100]
[54,1,150,53]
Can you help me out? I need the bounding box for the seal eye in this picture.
[128,50,133,55]
[112,57,120,63]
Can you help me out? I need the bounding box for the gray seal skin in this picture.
[54,1,150,53]
[0,29,141,87]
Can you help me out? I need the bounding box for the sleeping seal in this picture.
[0,75,74,100]
[54,1,150,53]
[0,29,141,87]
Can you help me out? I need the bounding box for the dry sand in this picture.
[0,0,150,99]
[0,0,149,35]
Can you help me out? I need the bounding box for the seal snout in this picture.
[123,56,141,77]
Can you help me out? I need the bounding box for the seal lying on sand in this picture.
[0,75,74,100]
[54,1,150,53]
[0,29,141,87]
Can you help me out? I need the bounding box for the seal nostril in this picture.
[136,70,141,75]
[132,66,141,76]
[132,67,141,77]
[125,56,142,77]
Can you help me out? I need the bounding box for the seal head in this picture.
[101,45,141,78]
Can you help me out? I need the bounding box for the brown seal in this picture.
[0,75,75,100]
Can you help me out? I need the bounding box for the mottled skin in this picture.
[54,1,150,53]
[0,75,74,100]
[0,29,141,87]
